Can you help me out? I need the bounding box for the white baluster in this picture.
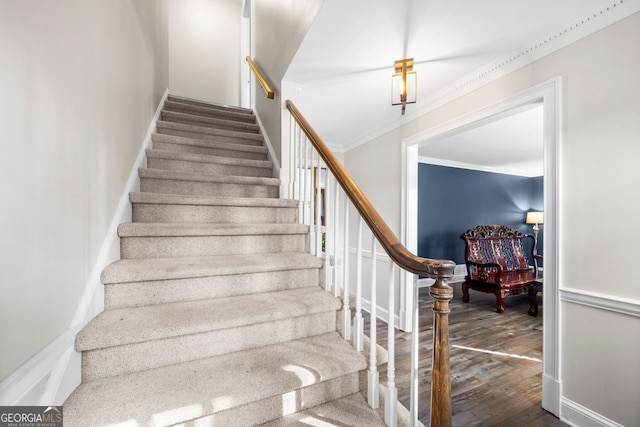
[303,138,310,229]
[309,149,316,255]
[315,162,323,258]
[368,236,379,409]
[353,216,364,351]
[323,173,332,292]
[385,263,397,427]
[410,276,419,426]
[296,130,303,224]
[333,182,340,298]
[288,115,295,199]
[342,193,351,340]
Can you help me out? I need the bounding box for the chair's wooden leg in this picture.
[495,290,506,313]
[528,285,539,316]
[461,282,470,303]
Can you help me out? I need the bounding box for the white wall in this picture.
[252,0,324,163]
[168,0,241,105]
[0,0,168,395]
[344,12,640,427]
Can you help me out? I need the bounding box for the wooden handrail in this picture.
[246,56,275,99]
[287,100,455,426]
[286,100,454,279]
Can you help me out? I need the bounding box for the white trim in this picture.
[0,89,170,406]
[240,12,251,109]
[349,246,391,263]
[343,0,640,152]
[253,112,281,178]
[361,298,400,330]
[560,288,640,317]
[417,156,543,178]
[402,77,562,416]
[0,328,76,406]
[561,397,625,427]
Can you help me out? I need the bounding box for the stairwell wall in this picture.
[168,0,241,105]
[344,12,640,427]
[250,0,324,164]
[0,0,169,402]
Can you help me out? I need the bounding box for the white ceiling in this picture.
[419,103,544,177]
[285,0,636,172]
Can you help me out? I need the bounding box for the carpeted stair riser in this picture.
[139,169,280,199]
[120,233,308,258]
[261,393,387,427]
[77,288,340,379]
[161,110,260,134]
[167,96,254,116]
[104,268,320,309]
[81,311,337,381]
[129,191,296,224]
[152,133,268,161]
[164,99,257,123]
[146,152,272,178]
[132,203,296,224]
[65,333,366,426]
[187,373,362,426]
[157,121,263,147]
[140,178,279,198]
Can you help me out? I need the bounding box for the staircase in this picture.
[64,96,388,426]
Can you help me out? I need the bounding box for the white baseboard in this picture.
[542,373,561,417]
[0,88,169,406]
[360,297,400,329]
[253,113,281,178]
[561,397,624,427]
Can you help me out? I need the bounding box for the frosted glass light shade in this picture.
[526,211,544,224]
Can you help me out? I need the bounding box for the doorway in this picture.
[400,77,561,416]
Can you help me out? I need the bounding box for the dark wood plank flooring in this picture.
[363,282,567,426]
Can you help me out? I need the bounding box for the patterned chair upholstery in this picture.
[460,225,539,313]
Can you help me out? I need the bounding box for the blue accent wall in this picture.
[418,164,543,264]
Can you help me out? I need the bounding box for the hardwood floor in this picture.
[363,281,568,426]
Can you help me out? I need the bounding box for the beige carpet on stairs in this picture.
[62,96,400,426]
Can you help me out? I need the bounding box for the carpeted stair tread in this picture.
[129,191,297,208]
[164,99,257,123]
[260,392,386,427]
[145,148,272,169]
[164,100,256,123]
[157,120,263,145]
[145,148,273,177]
[117,222,308,237]
[161,109,260,133]
[138,167,280,186]
[151,132,267,155]
[101,252,321,284]
[167,95,254,115]
[65,333,366,426]
[75,287,340,351]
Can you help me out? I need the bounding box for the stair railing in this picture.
[246,57,275,99]
[285,100,455,427]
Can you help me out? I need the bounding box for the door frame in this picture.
[400,76,562,416]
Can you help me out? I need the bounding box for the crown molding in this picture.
[418,156,543,178]
[344,0,640,152]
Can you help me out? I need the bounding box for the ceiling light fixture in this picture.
[392,58,416,115]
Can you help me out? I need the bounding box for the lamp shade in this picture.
[526,211,544,224]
